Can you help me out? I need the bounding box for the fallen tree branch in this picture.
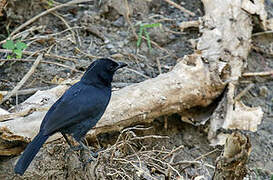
[0,54,224,143]
[91,55,223,136]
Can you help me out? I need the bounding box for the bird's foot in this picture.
[91,147,104,158]
[64,145,83,158]
[82,156,96,168]
[70,145,83,151]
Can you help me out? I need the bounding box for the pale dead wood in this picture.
[234,84,254,101]
[201,0,265,144]
[0,86,55,97]
[242,70,273,77]
[179,20,200,31]
[0,107,49,122]
[90,54,223,137]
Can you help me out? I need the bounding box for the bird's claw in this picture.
[70,145,83,151]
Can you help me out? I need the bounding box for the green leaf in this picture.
[7,55,12,59]
[144,28,152,51]
[15,41,27,50]
[142,23,161,28]
[48,0,53,7]
[3,40,15,50]
[136,26,144,48]
[13,49,22,59]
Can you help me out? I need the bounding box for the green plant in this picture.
[47,0,54,7]
[2,40,27,59]
[136,23,161,52]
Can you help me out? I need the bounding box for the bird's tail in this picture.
[14,132,49,175]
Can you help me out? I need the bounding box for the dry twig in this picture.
[163,0,195,16]
[51,12,76,44]
[4,0,93,40]
[124,67,150,79]
[235,84,254,101]
[74,47,101,59]
[0,54,43,105]
[0,59,80,72]
[242,70,273,77]
[0,86,55,97]
[0,49,77,62]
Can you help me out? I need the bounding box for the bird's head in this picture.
[81,58,127,87]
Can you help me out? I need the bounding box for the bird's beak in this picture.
[116,62,127,70]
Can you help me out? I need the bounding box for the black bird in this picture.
[14,58,127,175]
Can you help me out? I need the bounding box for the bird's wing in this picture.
[41,83,110,135]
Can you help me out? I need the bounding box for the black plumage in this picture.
[14,58,127,175]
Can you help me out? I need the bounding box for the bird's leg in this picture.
[78,141,99,158]
[62,133,82,151]
[62,133,72,147]
[76,140,97,166]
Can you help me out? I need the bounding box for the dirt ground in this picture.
[0,0,272,179]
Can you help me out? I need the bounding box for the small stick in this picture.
[234,84,254,101]
[0,59,80,72]
[74,47,101,59]
[252,30,273,37]
[51,12,76,43]
[242,70,273,77]
[124,67,150,79]
[162,145,184,160]
[11,26,44,40]
[172,160,215,169]
[24,26,83,41]
[163,0,195,16]
[179,20,200,31]
[194,148,220,161]
[0,54,43,104]
[0,49,77,62]
[181,148,220,170]
[130,135,169,141]
[156,57,162,74]
[0,86,55,97]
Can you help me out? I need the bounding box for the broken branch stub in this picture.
[213,132,251,180]
[198,0,265,144]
